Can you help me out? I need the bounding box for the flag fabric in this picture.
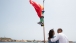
[29,0,44,26]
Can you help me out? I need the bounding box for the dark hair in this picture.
[48,29,54,40]
[58,28,63,32]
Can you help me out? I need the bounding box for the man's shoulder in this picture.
[57,33,64,36]
[59,33,66,36]
[58,33,64,35]
[58,33,67,37]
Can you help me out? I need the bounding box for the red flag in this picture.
[29,0,44,18]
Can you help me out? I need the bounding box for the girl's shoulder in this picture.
[48,37,59,43]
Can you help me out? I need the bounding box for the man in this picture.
[51,28,69,43]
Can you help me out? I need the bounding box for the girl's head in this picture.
[48,29,55,40]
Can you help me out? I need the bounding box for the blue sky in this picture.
[0,0,76,41]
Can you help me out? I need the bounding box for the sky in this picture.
[0,0,76,41]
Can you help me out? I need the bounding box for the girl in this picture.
[48,29,59,43]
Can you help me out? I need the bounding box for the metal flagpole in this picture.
[43,26,45,43]
[42,0,45,43]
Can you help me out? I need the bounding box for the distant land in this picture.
[0,37,73,43]
[0,37,47,42]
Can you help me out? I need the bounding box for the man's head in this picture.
[57,28,63,33]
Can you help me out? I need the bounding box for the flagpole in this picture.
[42,0,45,43]
[43,26,45,43]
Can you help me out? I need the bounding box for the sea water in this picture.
[0,42,75,43]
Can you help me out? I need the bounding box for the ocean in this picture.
[0,42,47,43]
[0,42,50,43]
[0,42,75,43]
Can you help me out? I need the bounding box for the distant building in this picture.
[41,40,48,42]
[0,37,12,42]
[16,40,21,42]
[27,40,33,42]
[24,40,27,42]
[69,41,73,43]
[11,40,16,42]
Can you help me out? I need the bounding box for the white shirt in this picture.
[51,33,69,43]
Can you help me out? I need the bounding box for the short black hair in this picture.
[58,28,63,32]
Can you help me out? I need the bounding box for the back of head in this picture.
[48,29,54,40]
[57,28,63,33]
